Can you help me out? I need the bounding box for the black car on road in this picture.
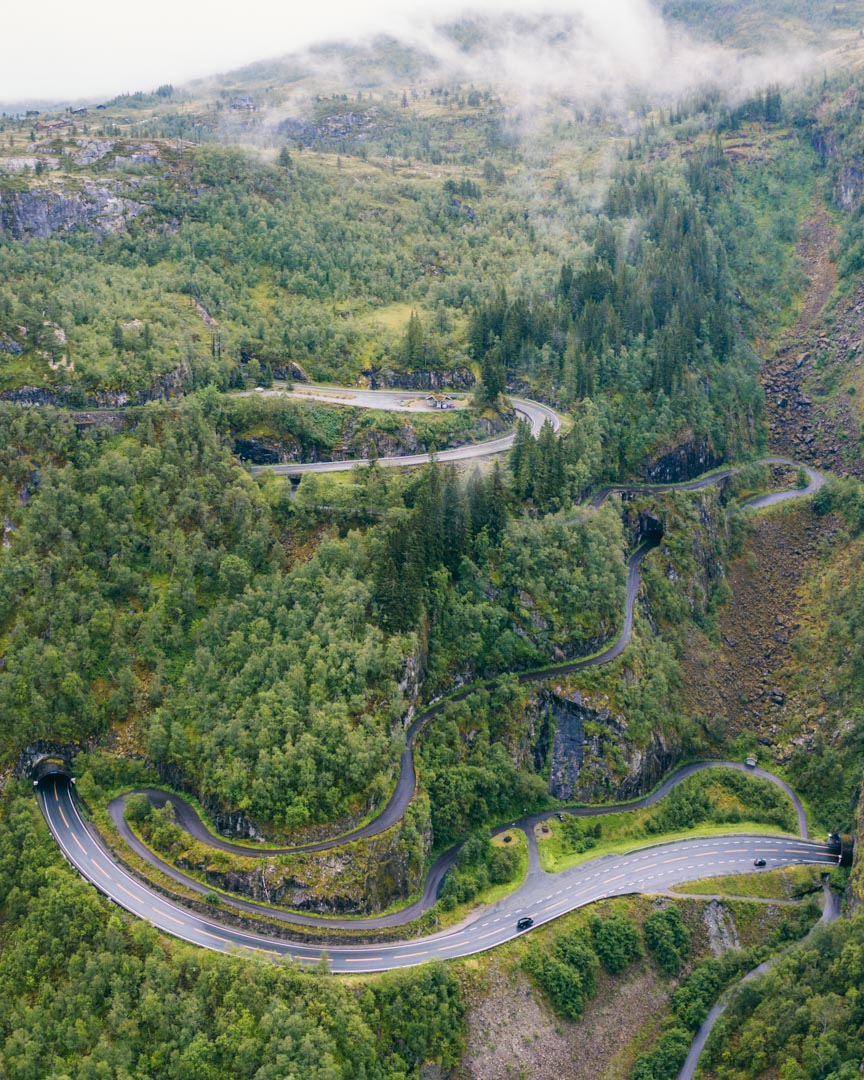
[517,917,534,930]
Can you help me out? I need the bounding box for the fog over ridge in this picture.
[2,0,819,107]
[358,4,817,105]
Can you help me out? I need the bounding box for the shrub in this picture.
[644,907,691,977]
[590,913,643,975]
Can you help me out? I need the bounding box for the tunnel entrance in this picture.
[31,756,73,785]
[828,833,855,868]
[638,510,665,545]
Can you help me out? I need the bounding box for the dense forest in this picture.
[3,3,864,1078]
[0,787,466,1078]
[0,402,625,829]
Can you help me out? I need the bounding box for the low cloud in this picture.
[2,1,819,111]
[299,2,816,108]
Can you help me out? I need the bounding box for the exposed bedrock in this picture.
[173,812,432,917]
[361,366,476,391]
[530,689,679,803]
[640,437,723,483]
[233,412,508,465]
[0,184,143,240]
[0,361,191,409]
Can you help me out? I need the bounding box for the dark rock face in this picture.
[0,361,190,409]
[234,438,281,465]
[531,689,678,803]
[546,696,586,799]
[179,816,430,916]
[234,411,505,466]
[135,361,190,404]
[70,411,129,433]
[11,740,91,783]
[363,367,476,391]
[0,386,65,407]
[0,334,23,356]
[813,129,864,212]
[271,361,308,382]
[0,183,143,240]
[640,438,722,483]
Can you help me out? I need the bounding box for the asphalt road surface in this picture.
[40,775,836,974]
[36,415,830,967]
[104,759,808,933]
[247,389,560,475]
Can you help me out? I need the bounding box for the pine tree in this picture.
[404,310,425,368]
[477,350,505,405]
[485,461,508,544]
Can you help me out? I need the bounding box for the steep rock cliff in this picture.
[172,800,433,917]
[529,688,679,803]
[640,437,723,483]
[0,182,143,240]
[362,367,476,391]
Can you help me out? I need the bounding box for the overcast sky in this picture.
[3,0,602,103]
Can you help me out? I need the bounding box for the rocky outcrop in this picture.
[111,151,160,169]
[0,361,190,409]
[813,128,864,213]
[640,438,722,483]
[72,140,115,166]
[135,360,190,403]
[362,367,476,391]
[0,182,143,240]
[271,360,307,382]
[234,410,505,466]
[69,411,129,433]
[530,689,679,803]
[234,438,282,466]
[399,624,429,724]
[703,900,741,956]
[0,386,67,407]
[176,813,431,916]
[0,156,59,173]
[0,334,23,356]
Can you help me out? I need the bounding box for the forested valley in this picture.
[3,3,864,1077]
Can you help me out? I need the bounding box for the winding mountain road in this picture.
[36,391,831,968]
[676,877,841,1080]
[246,388,560,475]
[40,775,835,974]
[102,758,808,932]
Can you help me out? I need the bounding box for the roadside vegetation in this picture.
[537,769,797,874]
[0,786,467,1078]
[4,5,864,1079]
